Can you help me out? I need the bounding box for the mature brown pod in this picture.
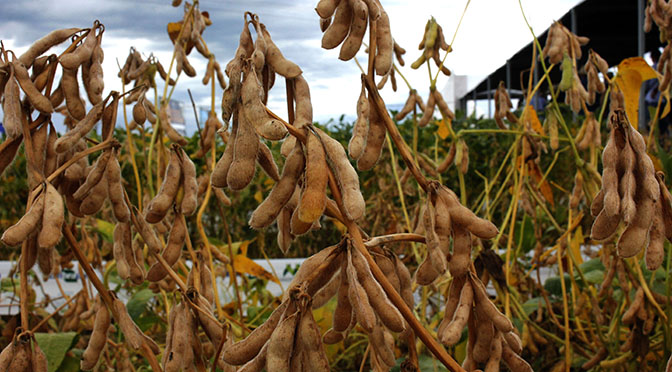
[180,149,199,216]
[266,306,299,371]
[222,300,289,365]
[357,96,386,171]
[298,131,328,223]
[2,67,23,139]
[212,117,237,188]
[321,0,353,50]
[81,297,111,370]
[146,213,186,282]
[227,111,259,191]
[438,279,472,345]
[146,148,182,223]
[19,28,81,67]
[37,181,64,249]
[349,84,369,160]
[12,58,53,114]
[315,127,366,220]
[2,192,45,246]
[260,24,302,78]
[241,63,287,140]
[54,99,105,153]
[351,247,405,332]
[107,150,130,222]
[249,143,305,229]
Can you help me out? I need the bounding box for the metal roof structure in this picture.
[459,0,664,117]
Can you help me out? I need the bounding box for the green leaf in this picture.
[522,297,543,316]
[578,258,605,274]
[582,270,604,284]
[34,332,78,372]
[127,288,156,320]
[94,218,115,243]
[544,274,571,297]
[56,354,82,372]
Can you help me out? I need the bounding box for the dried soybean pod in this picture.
[646,199,665,270]
[113,223,131,280]
[60,28,96,69]
[349,84,369,160]
[312,270,341,309]
[627,119,660,201]
[133,207,162,255]
[55,99,105,153]
[0,135,23,176]
[283,243,341,298]
[81,298,111,370]
[20,28,81,67]
[0,337,15,369]
[146,213,185,282]
[439,279,473,345]
[266,308,300,372]
[617,189,654,258]
[12,58,53,114]
[333,257,354,332]
[249,143,304,229]
[80,175,108,215]
[503,331,523,354]
[260,24,302,78]
[87,38,105,105]
[316,0,340,18]
[293,75,313,128]
[2,192,45,246]
[190,292,224,348]
[107,151,130,222]
[418,90,436,127]
[622,286,644,324]
[32,340,48,372]
[227,112,259,191]
[346,249,376,333]
[351,248,405,332]
[315,127,365,220]
[73,150,111,200]
[113,297,145,350]
[501,343,533,372]
[277,206,293,254]
[395,90,417,121]
[212,120,237,188]
[159,101,188,146]
[133,98,147,125]
[162,304,177,366]
[222,300,290,365]
[437,141,456,173]
[299,307,330,371]
[370,324,396,367]
[472,309,495,363]
[657,172,672,240]
[238,342,268,372]
[484,332,503,372]
[322,0,352,49]
[298,131,328,223]
[438,185,498,239]
[339,0,368,61]
[448,224,471,278]
[180,149,198,216]
[240,63,287,140]
[357,96,386,170]
[146,149,182,223]
[471,275,514,333]
[620,140,637,224]
[61,67,86,120]
[164,304,188,372]
[8,339,31,371]
[2,66,23,139]
[257,141,281,182]
[37,182,64,248]
[374,8,394,75]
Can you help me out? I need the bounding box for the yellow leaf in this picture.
[239,240,251,256]
[648,152,663,172]
[614,57,657,129]
[662,90,671,119]
[528,162,554,207]
[232,254,280,284]
[570,226,583,265]
[254,190,263,203]
[436,118,451,140]
[522,105,544,135]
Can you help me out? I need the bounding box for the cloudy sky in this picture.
[0,0,581,132]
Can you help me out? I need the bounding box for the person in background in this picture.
[644,48,670,141]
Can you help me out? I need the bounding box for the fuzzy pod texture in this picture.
[37,182,64,248]
[2,192,45,246]
[146,148,182,223]
[348,84,369,160]
[227,110,259,191]
[297,131,328,223]
[249,142,304,229]
[356,95,386,171]
[54,99,105,153]
[222,300,289,365]
[180,149,199,216]
[106,151,130,223]
[81,298,111,370]
[438,279,473,345]
[19,28,80,67]
[315,127,365,220]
